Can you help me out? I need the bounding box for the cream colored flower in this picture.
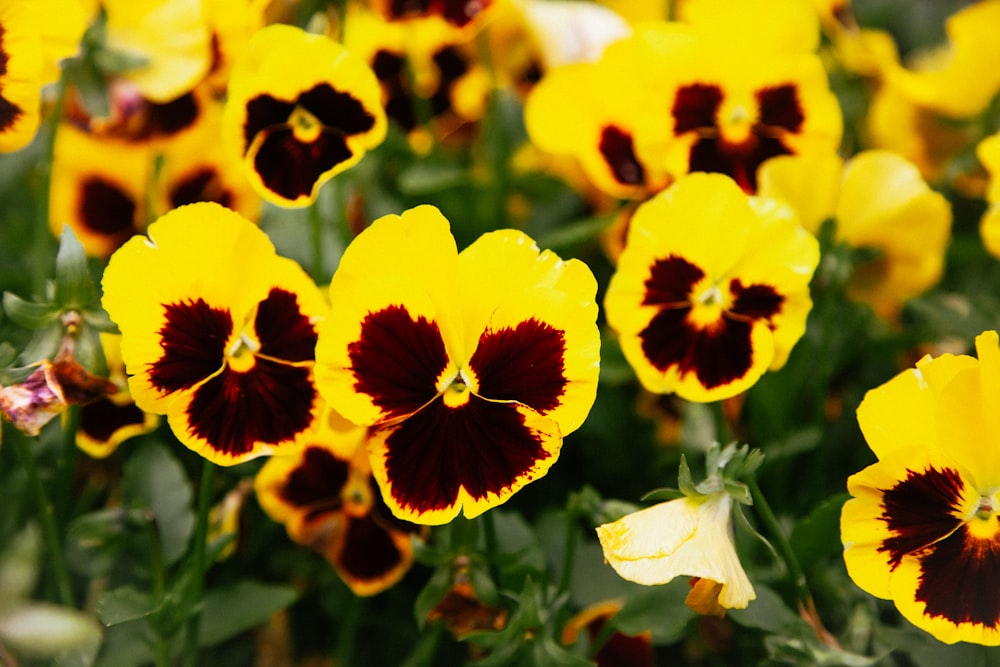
[596,492,756,612]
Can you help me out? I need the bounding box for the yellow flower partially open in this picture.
[597,492,756,612]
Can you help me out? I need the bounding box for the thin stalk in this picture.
[53,405,80,529]
[145,512,170,667]
[481,510,501,585]
[557,513,578,595]
[310,199,325,283]
[335,594,363,666]
[32,74,69,295]
[181,459,216,667]
[747,478,809,604]
[9,430,74,607]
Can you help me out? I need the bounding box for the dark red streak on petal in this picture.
[756,84,804,133]
[79,177,138,237]
[278,446,348,520]
[349,305,449,420]
[169,167,233,209]
[78,397,147,443]
[149,299,231,393]
[878,466,966,569]
[187,357,315,457]
[916,523,1000,628]
[642,255,702,307]
[0,26,21,132]
[255,288,318,363]
[337,514,404,583]
[640,309,756,389]
[729,280,783,322]
[599,126,646,186]
[243,95,293,154]
[382,395,550,514]
[298,83,376,136]
[470,318,567,413]
[688,133,791,193]
[429,47,469,117]
[672,83,723,134]
[252,126,351,201]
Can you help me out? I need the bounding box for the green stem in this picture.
[557,513,578,595]
[32,73,69,296]
[481,510,501,584]
[310,199,325,283]
[145,512,170,667]
[182,459,216,667]
[747,478,809,605]
[9,430,74,607]
[475,29,510,233]
[335,594,363,666]
[53,405,79,529]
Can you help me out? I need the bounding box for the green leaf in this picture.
[728,585,804,634]
[65,509,129,577]
[197,581,299,647]
[2,292,60,329]
[612,580,693,644]
[121,442,195,566]
[96,586,157,626]
[790,493,850,571]
[55,226,95,309]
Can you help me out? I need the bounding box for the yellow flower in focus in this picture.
[314,205,600,524]
[223,24,387,207]
[604,173,818,402]
[758,150,952,320]
[597,492,756,613]
[842,330,1000,645]
[101,202,329,466]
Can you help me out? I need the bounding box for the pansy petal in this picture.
[0,1,42,152]
[856,351,977,462]
[757,151,843,234]
[77,395,158,459]
[255,444,349,542]
[457,229,600,434]
[934,331,1000,490]
[223,24,386,206]
[329,513,415,596]
[367,396,562,525]
[316,205,464,426]
[103,0,212,103]
[835,150,951,318]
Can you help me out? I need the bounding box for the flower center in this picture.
[968,494,1000,539]
[442,370,473,408]
[343,471,373,518]
[289,105,323,143]
[688,278,729,328]
[720,99,755,144]
[226,331,260,373]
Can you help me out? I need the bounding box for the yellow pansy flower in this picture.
[315,205,600,524]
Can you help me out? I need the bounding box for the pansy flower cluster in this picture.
[6,0,1000,664]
